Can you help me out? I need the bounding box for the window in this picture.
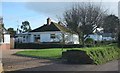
[50,34,56,39]
[23,36,25,38]
[34,35,40,43]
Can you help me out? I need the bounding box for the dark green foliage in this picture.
[85,38,94,45]
[118,31,120,48]
[62,50,94,64]
[7,28,16,37]
[15,43,83,49]
[103,15,119,33]
[20,21,32,33]
[62,46,120,64]
[86,47,120,64]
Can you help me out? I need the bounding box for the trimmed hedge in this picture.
[62,46,120,64]
[15,43,84,49]
[118,31,120,47]
[62,50,94,64]
[86,46,120,64]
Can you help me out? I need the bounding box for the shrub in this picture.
[62,46,120,64]
[118,31,120,48]
[85,38,94,46]
[62,50,93,64]
[86,47,120,64]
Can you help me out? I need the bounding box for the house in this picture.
[87,28,115,41]
[0,17,10,50]
[88,33,115,41]
[15,18,79,44]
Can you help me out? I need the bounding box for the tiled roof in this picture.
[30,22,76,34]
[30,22,60,32]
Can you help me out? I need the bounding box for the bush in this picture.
[15,43,83,49]
[62,46,120,64]
[86,47,120,64]
[85,38,94,46]
[118,31,120,48]
[62,50,93,64]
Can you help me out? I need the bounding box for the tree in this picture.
[7,28,16,37]
[61,3,106,45]
[20,21,31,33]
[102,15,120,39]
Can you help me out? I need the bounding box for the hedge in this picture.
[62,46,120,64]
[14,43,84,49]
[118,31,120,47]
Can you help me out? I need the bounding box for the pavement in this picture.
[2,49,120,72]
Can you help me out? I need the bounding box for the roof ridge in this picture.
[53,23,76,34]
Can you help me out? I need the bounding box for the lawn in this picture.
[16,49,68,59]
[15,43,120,64]
[15,45,116,59]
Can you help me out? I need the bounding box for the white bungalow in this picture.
[15,18,79,44]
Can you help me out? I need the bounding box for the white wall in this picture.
[73,34,79,44]
[30,35,34,43]
[102,37,114,41]
[41,33,50,42]
[29,31,62,43]
[88,34,102,41]
[4,34,10,44]
[15,31,79,44]
[87,34,114,41]
[64,33,79,44]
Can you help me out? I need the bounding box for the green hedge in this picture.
[118,31,120,47]
[62,46,120,64]
[85,46,120,64]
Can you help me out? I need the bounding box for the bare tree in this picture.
[61,2,107,46]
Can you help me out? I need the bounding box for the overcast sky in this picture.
[1,0,120,30]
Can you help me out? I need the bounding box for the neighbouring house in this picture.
[86,28,115,41]
[88,33,115,41]
[15,18,79,44]
[0,17,10,50]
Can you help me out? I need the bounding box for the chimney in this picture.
[47,18,51,25]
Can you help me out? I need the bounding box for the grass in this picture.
[16,49,67,59]
[15,46,105,59]
[15,45,119,61]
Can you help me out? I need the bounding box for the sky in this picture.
[1,0,120,30]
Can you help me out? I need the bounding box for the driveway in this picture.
[2,49,119,72]
[2,49,52,71]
